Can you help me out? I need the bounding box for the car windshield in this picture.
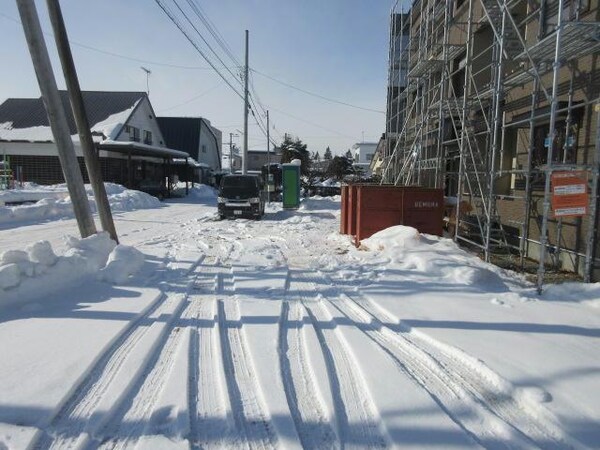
[221,176,257,189]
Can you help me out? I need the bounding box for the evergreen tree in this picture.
[314,151,320,161]
[280,134,311,175]
[324,146,333,160]
[345,149,354,160]
[326,156,354,180]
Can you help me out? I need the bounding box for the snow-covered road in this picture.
[1,191,599,449]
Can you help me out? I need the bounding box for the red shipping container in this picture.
[340,185,349,234]
[355,185,404,243]
[354,185,444,245]
[401,188,444,236]
[347,184,359,236]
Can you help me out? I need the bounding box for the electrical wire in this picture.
[155,81,222,113]
[168,0,243,88]
[251,68,385,114]
[185,0,242,68]
[153,0,245,101]
[0,11,212,70]
[268,106,355,139]
[2,9,371,142]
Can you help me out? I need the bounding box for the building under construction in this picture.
[380,0,600,288]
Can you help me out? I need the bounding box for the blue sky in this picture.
[0,0,395,154]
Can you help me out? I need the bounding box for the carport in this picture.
[97,141,191,197]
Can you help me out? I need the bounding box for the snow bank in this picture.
[0,183,161,227]
[185,184,217,200]
[0,233,146,308]
[359,225,508,291]
[100,245,145,283]
[361,226,422,250]
[532,281,600,307]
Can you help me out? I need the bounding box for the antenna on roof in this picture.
[140,66,151,96]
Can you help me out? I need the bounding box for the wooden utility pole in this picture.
[16,0,96,238]
[46,0,118,243]
[229,132,234,174]
[266,110,270,203]
[243,29,249,175]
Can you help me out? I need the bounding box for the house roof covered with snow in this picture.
[0,91,146,142]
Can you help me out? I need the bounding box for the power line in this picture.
[184,0,241,68]
[154,1,280,149]
[251,68,385,114]
[168,0,243,88]
[155,81,222,113]
[153,0,244,101]
[0,12,214,70]
[269,105,355,139]
[3,11,383,116]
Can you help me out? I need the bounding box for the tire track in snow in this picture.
[95,302,193,450]
[217,266,277,449]
[95,263,224,450]
[99,260,223,449]
[292,276,388,449]
[329,288,581,450]
[278,301,337,449]
[32,252,207,450]
[37,293,186,450]
[30,292,168,450]
[189,262,232,449]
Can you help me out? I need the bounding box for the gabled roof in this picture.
[156,117,202,159]
[0,91,146,139]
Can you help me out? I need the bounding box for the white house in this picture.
[0,91,189,197]
[351,142,378,174]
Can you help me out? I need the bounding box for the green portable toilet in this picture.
[282,160,301,209]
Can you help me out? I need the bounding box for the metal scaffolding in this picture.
[383,0,600,289]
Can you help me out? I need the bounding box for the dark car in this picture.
[217,174,266,219]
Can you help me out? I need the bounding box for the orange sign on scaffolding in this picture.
[551,171,589,217]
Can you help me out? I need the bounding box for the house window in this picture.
[202,144,207,153]
[127,126,140,142]
[143,130,152,145]
[367,154,374,161]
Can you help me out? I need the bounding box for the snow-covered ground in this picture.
[0,184,599,449]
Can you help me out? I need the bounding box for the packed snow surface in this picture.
[0,190,598,449]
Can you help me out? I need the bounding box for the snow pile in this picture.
[0,233,145,307]
[0,184,68,206]
[185,184,217,200]
[534,282,600,308]
[100,183,161,212]
[359,225,507,291]
[100,245,145,283]
[0,183,161,227]
[315,178,341,187]
[361,226,422,251]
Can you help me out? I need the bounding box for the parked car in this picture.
[217,174,266,219]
